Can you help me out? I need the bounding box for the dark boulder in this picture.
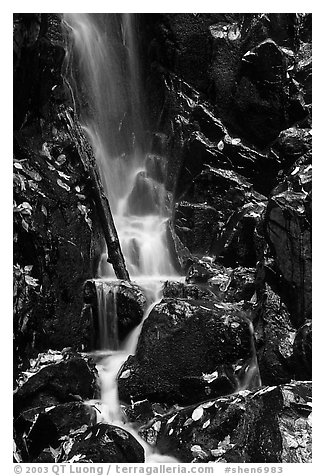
[15,402,97,461]
[118,298,256,404]
[185,260,256,304]
[13,13,104,358]
[63,423,145,463]
[162,280,216,301]
[175,164,267,265]
[233,39,307,147]
[265,160,312,327]
[175,201,219,256]
[271,127,312,170]
[14,355,96,417]
[140,381,312,463]
[254,284,296,386]
[291,320,312,380]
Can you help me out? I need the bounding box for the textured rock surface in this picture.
[140,381,312,463]
[118,299,255,404]
[265,159,312,327]
[15,403,97,461]
[13,14,103,364]
[14,354,96,417]
[63,423,145,463]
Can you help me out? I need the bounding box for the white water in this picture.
[65,14,260,461]
[65,13,179,460]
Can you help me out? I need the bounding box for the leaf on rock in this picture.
[56,154,66,166]
[14,162,23,170]
[58,170,71,180]
[217,140,224,151]
[184,417,193,427]
[21,218,29,232]
[201,401,215,409]
[192,406,204,421]
[119,369,131,379]
[25,275,39,287]
[57,179,70,191]
[191,445,208,459]
[152,421,161,432]
[202,419,210,429]
[202,370,219,383]
[167,414,177,425]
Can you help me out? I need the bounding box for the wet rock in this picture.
[63,423,145,463]
[165,219,192,273]
[175,202,219,256]
[162,280,216,301]
[127,171,172,216]
[272,127,312,170]
[186,260,256,304]
[291,320,312,380]
[174,164,267,264]
[84,280,146,343]
[15,402,97,461]
[254,284,296,385]
[13,13,103,358]
[145,153,167,183]
[140,381,312,463]
[14,355,96,416]
[118,298,254,404]
[233,39,307,147]
[265,160,312,327]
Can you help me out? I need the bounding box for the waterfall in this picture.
[64,13,180,461]
[64,13,177,281]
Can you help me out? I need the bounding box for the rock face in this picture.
[63,423,145,463]
[265,159,312,328]
[140,381,312,463]
[14,354,96,416]
[13,14,104,365]
[118,299,255,404]
[15,403,97,461]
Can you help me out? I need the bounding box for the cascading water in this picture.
[64,13,261,461]
[64,13,180,461]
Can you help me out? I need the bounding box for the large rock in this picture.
[291,320,312,380]
[15,402,97,461]
[63,423,145,463]
[14,354,96,417]
[175,164,267,263]
[254,284,296,385]
[265,160,312,327]
[118,299,256,404]
[13,14,103,359]
[140,381,312,463]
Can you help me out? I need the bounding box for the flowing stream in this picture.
[64,13,260,461]
[64,13,180,461]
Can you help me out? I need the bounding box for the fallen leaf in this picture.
[119,369,131,379]
[57,179,70,191]
[21,218,29,232]
[202,419,210,429]
[192,406,204,421]
[153,421,161,432]
[217,140,224,151]
[58,170,70,180]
